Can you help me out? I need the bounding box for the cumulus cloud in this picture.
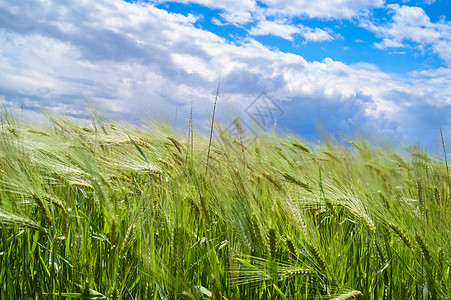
[154,0,383,42]
[0,0,450,145]
[374,38,404,49]
[299,26,336,42]
[361,4,451,65]
[219,10,254,24]
[155,0,384,20]
[159,0,369,43]
[249,20,301,41]
[154,0,257,13]
[261,0,385,19]
[235,19,337,43]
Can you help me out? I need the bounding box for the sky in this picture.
[0,0,451,148]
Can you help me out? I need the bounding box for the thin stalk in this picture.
[205,76,220,175]
[440,127,451,195]
[185,98,194,168]
[190,99,194,159]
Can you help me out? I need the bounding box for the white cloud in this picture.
[219,10,253,24]
[171,53,217,78]
[153,0,257,11]
[160,0,358,43]
[262,0,385,19]
[409,67,451,105]
[433,41,451,66]
[403,0,437,4]
[155,0,385,24]
[299,26,335,42]
[0,0,450,145]
[351,62,381,72]
[361,4,451,65]
[374,38,404,49]
[249,20,336,42]
[249,20,301,41]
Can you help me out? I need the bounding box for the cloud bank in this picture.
[0,0,450,147]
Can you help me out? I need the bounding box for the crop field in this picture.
[0,111,450,299]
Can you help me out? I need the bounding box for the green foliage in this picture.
[0,111,450,299]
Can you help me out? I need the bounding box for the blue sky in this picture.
[1,0,451,148]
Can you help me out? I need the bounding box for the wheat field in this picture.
[0,110,449,299]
